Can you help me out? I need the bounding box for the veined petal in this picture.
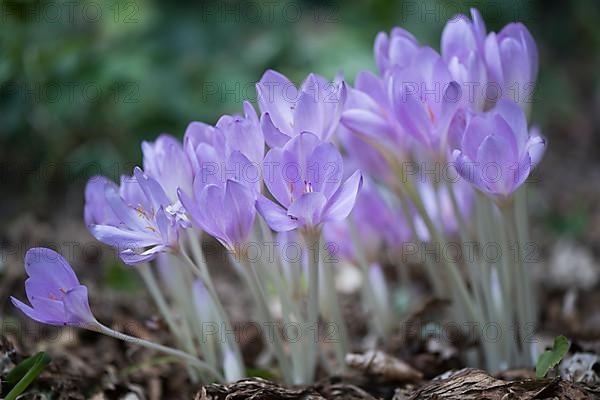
[261,113,291,148]
[223,180,255,247]
[257,69,295,135]
[307,142,343,199]
[256,195,299,232]
[323,170,363,222]
[287,192,327,228]
[11,297,65,326]
[24,248,79,290]
[63,285,97,326]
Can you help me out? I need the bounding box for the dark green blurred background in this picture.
[0,0,599,237]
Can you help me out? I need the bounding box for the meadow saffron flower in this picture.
[388,47,462,156]
[452,99,545,198]
[441,8,488,111]
[216,101,264,167]
[142,134,194,227]
[11,248,98,327]
[257,70,346,147]
[87,167,179,264]
[256,132,362,232]
[484,21,538,112]
[179,178,256,252]
[340,73,409,161]
[374,27,421,75]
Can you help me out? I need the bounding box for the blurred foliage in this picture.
[0,0,599,219]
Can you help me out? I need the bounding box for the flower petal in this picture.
[256,195,299,232]
[323,170,363,221]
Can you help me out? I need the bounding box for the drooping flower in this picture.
[257,70,346,147]
[11,248,98,327]
[86,167,179,265]
[441,8,488,111]
[256,132,363,232]
[452,99,545,198]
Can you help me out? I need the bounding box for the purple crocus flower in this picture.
[179,177,256,253]
[441,9,488,111]
[340,75,409,169]
[257,70,346,147]
[11,248,97,327]
[216,101,264,167]
[484,21,538,113]
[387,47,462,156]
[142,134,194,227]
[256,132,363,232]
[452,99,545,198]
[374,27,421,75]
[86,167,179,265]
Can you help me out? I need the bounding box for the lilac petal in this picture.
[527,128,546,166]
[63,285,97,326]
[261,113,291,148]
[257,69,295,134]
[89,224,158,248]
[104,182,148,232]
[499,37,530,102]
[388,33,420,69]
[461,115,492,160]
[84,176,119,226]
[192,143,223,190]
[341,109,394,140]
[494,99,528,150]
[307,142,343,199]
[196,184,229,245]
[323,170,363,222]
[25,248,79,290]
[442,15,476,61]
[282,132,321,200]
[287,192,327,228]
[223,180,255,247]
[120,247,165,265]
[294,74,325,137]
[470,8,487,50]
[133,167,171,209]
[142,134,193,199]
[263,147,293,208]
[484,32,504,88]
[476,134,515,195]
[452,150,480,188]
[226,151,260,194]
[11,297,65,326]
[354,71,388,110]
[256,195,299,232]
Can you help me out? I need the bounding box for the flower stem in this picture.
[96,323,224,382]
[178,245,245,377]
[319,235,349,372]
[303,230,321,382]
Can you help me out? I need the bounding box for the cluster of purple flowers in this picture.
[12,7,545,379]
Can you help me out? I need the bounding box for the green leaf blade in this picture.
[535,335,570,378]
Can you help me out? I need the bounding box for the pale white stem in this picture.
[96,323,224,381]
